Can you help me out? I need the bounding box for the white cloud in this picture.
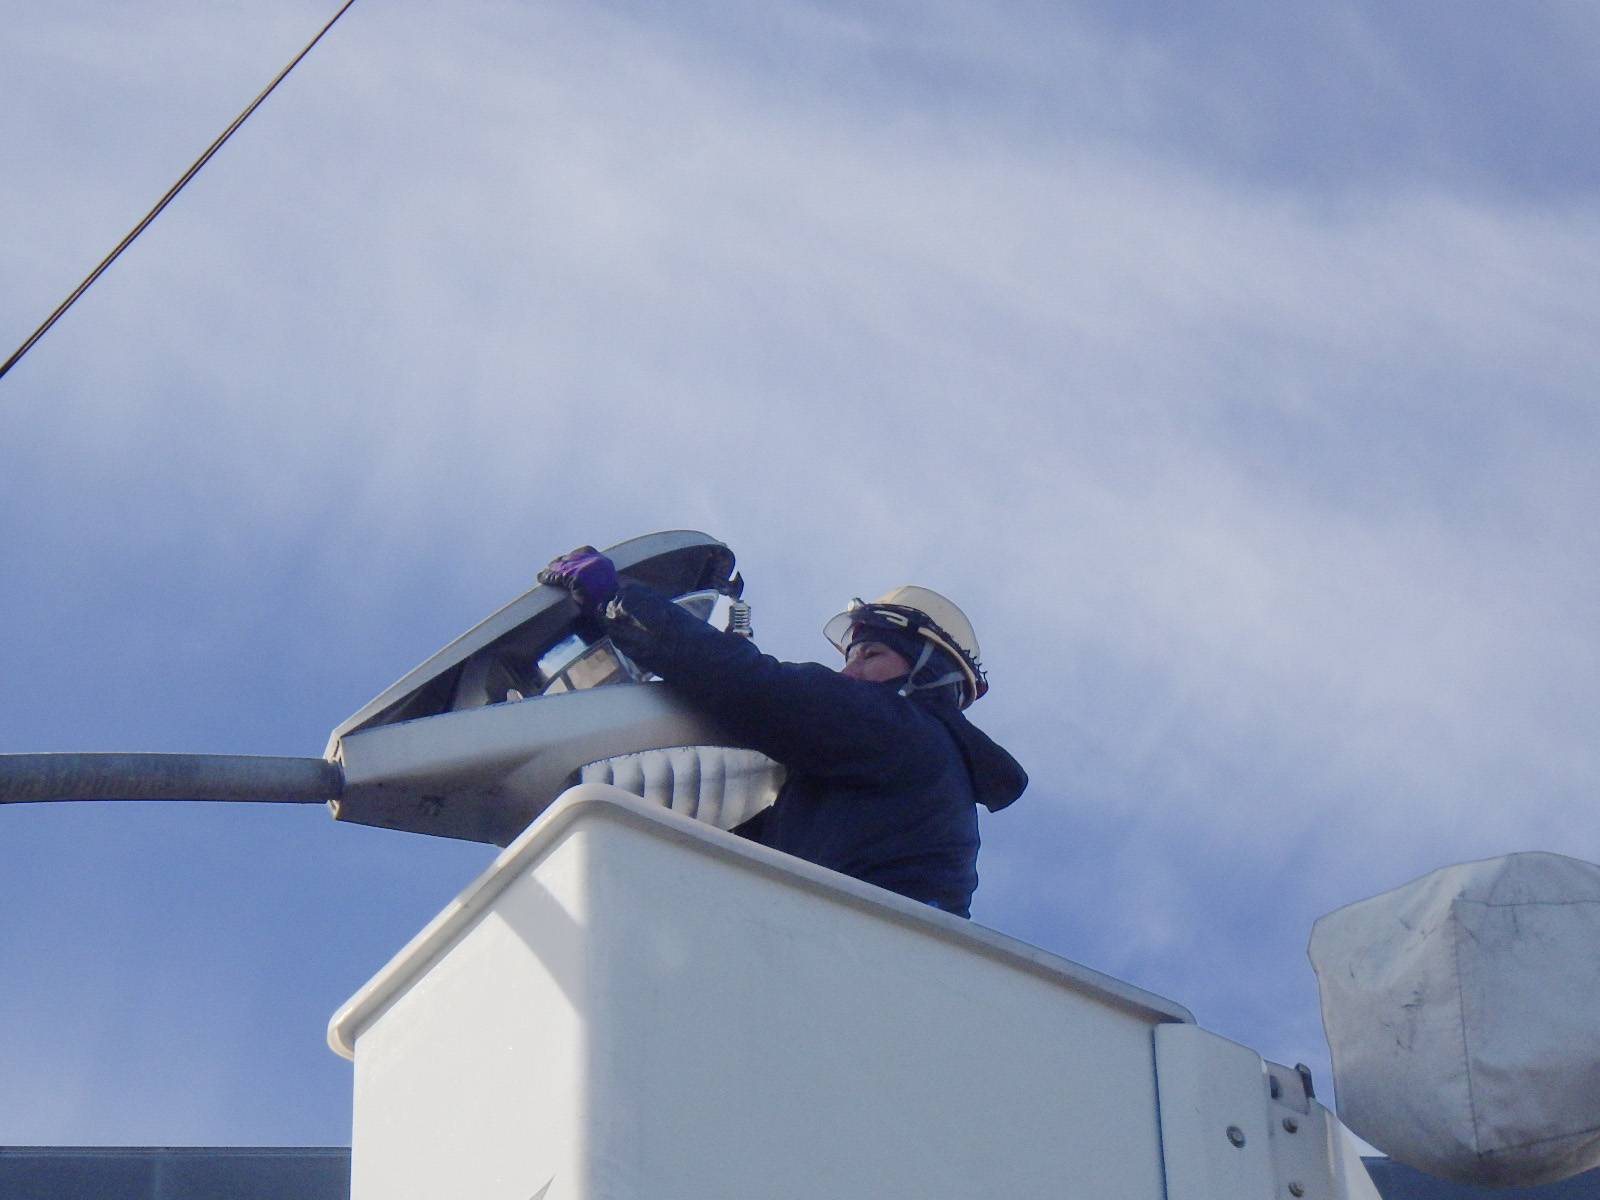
[0,0,1596,1141]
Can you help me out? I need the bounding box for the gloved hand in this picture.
[537,546,619,614]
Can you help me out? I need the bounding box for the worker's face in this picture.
[840,638,912,683]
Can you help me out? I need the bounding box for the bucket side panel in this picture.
[348,831,591,1200]
[583,818,1167,1200]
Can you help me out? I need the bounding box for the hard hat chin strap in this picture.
[896,641,965,699]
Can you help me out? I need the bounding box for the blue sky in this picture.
[1,0,1596,1144]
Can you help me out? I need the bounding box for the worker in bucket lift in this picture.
[538,547,1027,918]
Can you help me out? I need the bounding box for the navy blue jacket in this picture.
[602,583,1027,917]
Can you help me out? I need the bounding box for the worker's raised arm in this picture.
[598,581,947,787]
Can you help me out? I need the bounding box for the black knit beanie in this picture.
[850,625,925,674]
[853,624,963,698]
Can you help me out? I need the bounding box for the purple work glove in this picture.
[537,546,619,614]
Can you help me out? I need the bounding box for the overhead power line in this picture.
[0,0,361,384]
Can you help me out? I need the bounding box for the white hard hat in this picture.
[823,585,987,707]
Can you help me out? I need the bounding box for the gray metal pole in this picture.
[0,753,343,804]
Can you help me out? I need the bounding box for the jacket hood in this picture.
[919,701,1028,812]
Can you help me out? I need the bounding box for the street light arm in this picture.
[0,753,343,804]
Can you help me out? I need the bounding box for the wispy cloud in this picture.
[0,0,1595,1140]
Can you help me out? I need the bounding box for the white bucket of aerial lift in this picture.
[1309,851,1600,1187]
[329,785,1377,1200]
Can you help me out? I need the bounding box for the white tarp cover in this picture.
[1309,852,1600,1187]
